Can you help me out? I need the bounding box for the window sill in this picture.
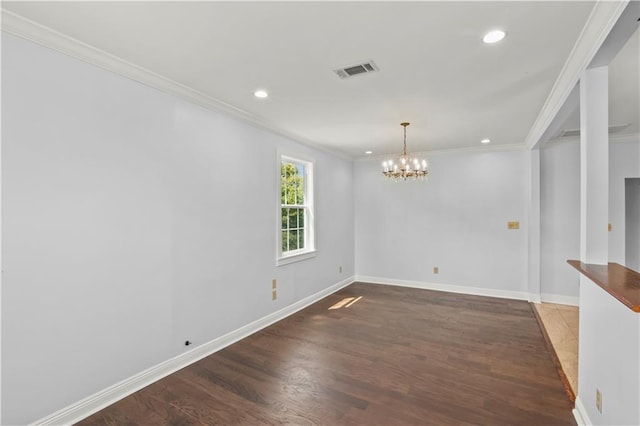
[277,250,316,266]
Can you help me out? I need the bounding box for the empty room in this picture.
[2,1,640,425]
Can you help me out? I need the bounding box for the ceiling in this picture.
[551,26,640,142]
[2,1,612,157]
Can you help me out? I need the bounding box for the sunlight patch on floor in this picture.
[329,296,363,310]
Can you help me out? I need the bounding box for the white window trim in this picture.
[277,152,316,266]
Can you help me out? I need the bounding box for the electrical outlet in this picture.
[272,290,277,301]
[272,279,277,289]
[507,221,520,230]
[339,266,343,274]
[596,389,602,413]
[433,266,439,274]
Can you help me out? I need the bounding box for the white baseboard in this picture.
[32,276,355,426]
[540,293,580,306]
[354,275,530,301]
[573,396,592,426]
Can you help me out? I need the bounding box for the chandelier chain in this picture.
[402,122,408,156]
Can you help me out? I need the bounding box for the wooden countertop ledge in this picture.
[568,260,640,313]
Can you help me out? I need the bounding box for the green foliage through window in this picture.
[281,160,307,254]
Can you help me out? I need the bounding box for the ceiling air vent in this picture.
[334,61,379,79]
[557,124,631,139]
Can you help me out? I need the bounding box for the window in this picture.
[278,154,315,265]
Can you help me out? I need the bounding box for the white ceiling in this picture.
[554,26,640,141]
[2,1,605,157]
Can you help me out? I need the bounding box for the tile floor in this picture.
[533,303,579,394]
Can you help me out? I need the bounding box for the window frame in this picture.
[277,152,316,266]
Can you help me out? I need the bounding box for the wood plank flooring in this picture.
[78,283,575,425]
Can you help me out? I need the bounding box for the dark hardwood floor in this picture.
[78,283,575,425]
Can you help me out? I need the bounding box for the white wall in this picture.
[577,276,640,425]
[540,139,640,302]
[354,149,529,297]
[610,139,640,263]
[540,142,581,302]
[626,178,640,272]
[1,33,354,425]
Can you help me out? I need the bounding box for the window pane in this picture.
[299,209,305,228]
[281,208,288,230]
[282,161,303,205]
[299,229,305,249]
[289,230,298,251]
[298,166,304,204]
[282,230,288,252]
[281,163,287,204]
[289,208,299,229]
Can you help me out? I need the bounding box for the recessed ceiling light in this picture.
[482,30,506,44]
[481,138,491,144]
[365,151,373,155]
[254,89,268,99]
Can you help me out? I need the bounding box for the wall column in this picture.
[579,66,609,265]
[528,149,541,302]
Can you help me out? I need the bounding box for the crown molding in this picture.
[524,0,629,150]
[0,9,354,162]
[4,5,627,163]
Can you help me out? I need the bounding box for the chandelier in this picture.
[382,122,429,181]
